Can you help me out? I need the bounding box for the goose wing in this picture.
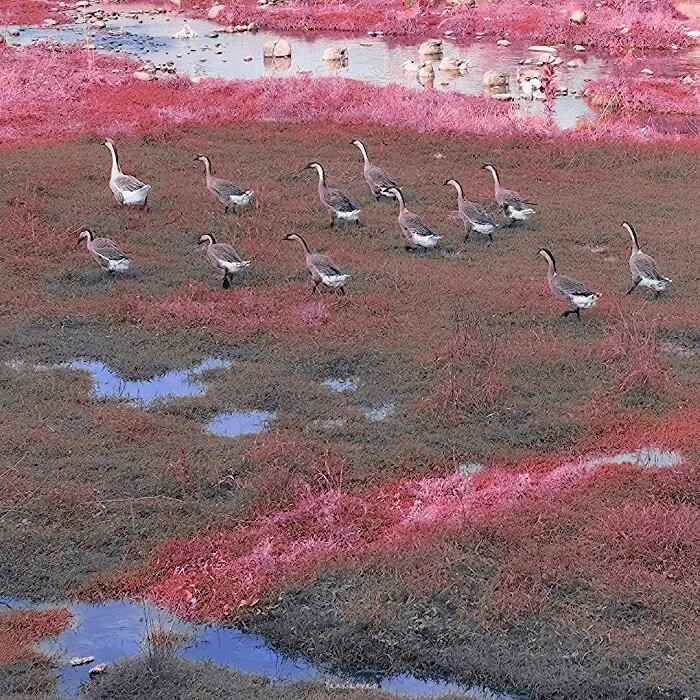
[498,187,532,210]
[555,274,595,298]
[310,254,345,277]
[325,187,358,213]
[461,200,494,226]
[633,251,667,282]
[367,164,399,192]
[211,177,247,199]
[403,211,436,238]
[114,174,148,192]
[211,243,246,265]
[92,237,128,263]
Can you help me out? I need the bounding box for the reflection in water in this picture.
[323,377,359,392]
[206,411,273,437]
[584,446,682,469]
[69,358,229,404]
[1,596,521,699]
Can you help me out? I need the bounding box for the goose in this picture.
[104,139,150,209]
[386,187,441,250]
[198,234,250,289]
[402,60,420,73]
[305,162,361,228]
[284,233,349,295]
[77,229,130,272]
[196,155,254,214]
[351,140,399,200]
[623,222,671,297]
[482,164,535,225]
[444,179,496,241]
[538,248,599,319]
[416,61,435,87]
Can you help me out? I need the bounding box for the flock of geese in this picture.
[81,138,673,317]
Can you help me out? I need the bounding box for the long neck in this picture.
[315,165,326,188]
[487,166,500,194]
[544,254,556,279]
[202,158,212,180]
[294,235,312,255]
[107,143,120,178]
[356,142,369,166]
[625,224,639,253]
[450,181,464,206]
[83,234,94,250]
[394,189,405,213]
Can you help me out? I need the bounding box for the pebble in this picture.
[640,68,654,75]
[70,657,94,667]
[243,56,252,61]
[205,31,218,38]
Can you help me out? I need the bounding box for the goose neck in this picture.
[106,142,120,178]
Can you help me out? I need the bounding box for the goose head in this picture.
[198,234,215,246]
[538,248,556,269]
[77,229,94,246]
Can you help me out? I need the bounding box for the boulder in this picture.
[263,38,291,58]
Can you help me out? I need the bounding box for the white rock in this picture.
[243,55,252,62]
[567,57,585,68]
[207,4,225,18]
[641,68,654,74]
[574,44,586,51]
[569,9,587,24]
[173,23,197,39]
[322,47,347,62]
[43,18,58,25]
[263,38,291,58]
[687,29,700,38]
[70,657,95,667]
[496,39,510,46]
[529,45,557,53]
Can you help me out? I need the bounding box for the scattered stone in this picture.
[570,9,588,24]
[70,657,94,667]
[496,39,510,46]
[243,55,252,61]
[687,29,700,38]
[641,68,654,74]
[205,31,219,38]
[418,38,442,55]
[89,663,107,675]
[574,44,586,51]
[619,26,630,34]
[567,57,585,68]
[248,23,258,31]
[75,0,89,6]
[92,20,106,28]
[263,38,291,58]
[529,45,557,52]
[43,18,58,25]
[482,68,508,89]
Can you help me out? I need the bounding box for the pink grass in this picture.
[1,43,698,152]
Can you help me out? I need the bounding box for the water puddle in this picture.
[364,402,394,421]
[68,358,230,405]
[323,376,359,392]
[206,411,273,437]
[1,596,522,699]
[2,12,636,128]
[584,446,682,469]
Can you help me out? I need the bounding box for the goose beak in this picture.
[443,180,450,186]
[303,163,312,170]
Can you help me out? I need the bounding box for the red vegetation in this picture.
[214,0,694,49]
[0,0,69,25]
[87,444,699,623]
[3,44,699,150]
[0,607,72,665]
[585,74,700,116]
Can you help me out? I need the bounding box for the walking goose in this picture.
[284,233,349,295]
[623,222,671,298]
[444,179,496,241]
[196,155,254,214]
[386,187,441,250]
[538,248,599,319]
[78,229,130,272]
[198,234,250,289]
[104,139,150,209]
[351,140,399,200]
[305,162,361,228]
[482,164,535,225]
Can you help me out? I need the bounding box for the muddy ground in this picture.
[0,123,698,698]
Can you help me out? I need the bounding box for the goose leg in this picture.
[224,205,230,215]
[626,279,640,295]
[338,286,346,296]
[311,281,320,295]
[329,214,336,229]
[223,274,231,289]
[561,309,573,318]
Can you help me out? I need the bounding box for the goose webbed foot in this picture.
[627,280,640,295]
[338,286,346,296]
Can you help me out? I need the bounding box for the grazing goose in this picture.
[305,162,361,228]
[78,229,130,272]
[196,155,254,214]
[386,187,441,250]
[482,164,535,225]
[198,233,250,289]
[444,179,496,241]
[284,233,349,295]
[351,140,399,200]
[538,248,599,319]
[623,222,671,298]
[104,139,150,209]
